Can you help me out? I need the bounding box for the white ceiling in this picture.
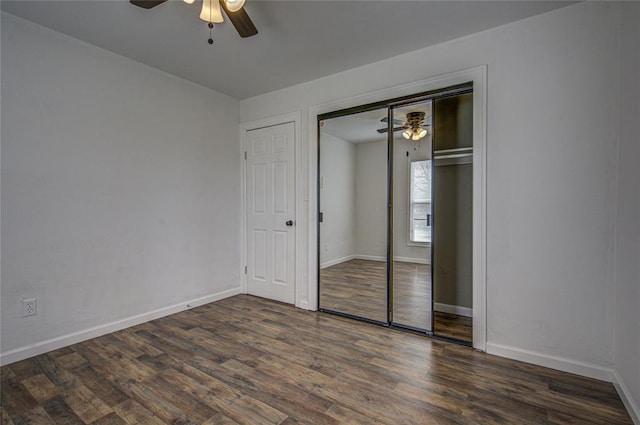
[1,0,574,100]
[322,102,432,144]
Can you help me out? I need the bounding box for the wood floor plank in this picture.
[6,359,40,382]
[87,412,128,425]
[143,373,219,423]
[2,407,16,425]
[111,400,164,425]
[53,352,87,371]
[32,356,81,392]
[67,364,129,408]
[323,403,390,425]
[1,294,633,425]
[125,382,198,425]
[1,377,39,416]
[20,374,59,402]
[40,395,84,425]
[111,330,164,358]
[63,384,112,424]
[9,406,56,425]
[200,413,242,425]
[394,381,467,415]
[186,355,338,425]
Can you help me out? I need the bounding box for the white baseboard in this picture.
[0,287,242,366]
[486,342,614,382]
[354,254,386,262]
[394,256,429,265]
[434,302,472,317]
[320,255,356,269]
[354,255,429,265]
[295,300,312,311]
[613,370,640,425]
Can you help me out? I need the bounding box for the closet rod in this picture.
[433,153,473,160]
[433,147,473,155]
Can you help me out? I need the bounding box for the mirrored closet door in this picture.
[390,101,433,332]
[432,93,473,342]
[318,84,474,344]
[318,106,389,324]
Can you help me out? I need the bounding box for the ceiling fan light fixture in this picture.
[200,0,224,23]
[417,127,427,139]
[183,0,195,4]
[224,0,245,13]
[402,129,412,140]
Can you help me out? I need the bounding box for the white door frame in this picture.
[308,66,488,351]
[240,111,305,308]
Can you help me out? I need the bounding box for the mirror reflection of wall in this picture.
[318,131,357,268]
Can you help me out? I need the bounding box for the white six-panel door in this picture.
[245,122,296,304]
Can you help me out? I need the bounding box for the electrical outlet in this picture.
[22,298,36,317]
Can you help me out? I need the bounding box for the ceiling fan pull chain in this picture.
[208,22,214,45]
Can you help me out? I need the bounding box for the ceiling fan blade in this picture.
[377,126,408,134]
[220,1,258,38]
[130,0,168,9]
[380,117,405,126]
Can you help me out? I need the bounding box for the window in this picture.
[409,160,431,244]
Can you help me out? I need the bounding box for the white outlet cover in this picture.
[22,298,37,317]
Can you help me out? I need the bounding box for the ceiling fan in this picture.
[130,0,258,42]
[377,112,431,141]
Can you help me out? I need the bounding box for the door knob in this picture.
[286,220,294,227]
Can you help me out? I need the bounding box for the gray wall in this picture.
[614,1,640,418]
[1,13,241,358]
[319,132,356,266]
[354,141,388,258]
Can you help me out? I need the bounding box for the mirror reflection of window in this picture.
[409,159,431,244]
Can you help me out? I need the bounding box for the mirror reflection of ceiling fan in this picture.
[377,112,431,141]
[130,0,258,43]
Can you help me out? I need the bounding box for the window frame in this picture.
[407,157,432,247]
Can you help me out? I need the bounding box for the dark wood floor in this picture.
[320,258,388,322]
[320,259,472,342]
[433,312,472,343]
[1,295,632,424]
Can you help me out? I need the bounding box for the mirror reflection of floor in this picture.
[391,261,431,329]
[319,259,388,323]
[433,311,472,343]
[319,259,472,343]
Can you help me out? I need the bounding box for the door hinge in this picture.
[244,151,247,160]
[244,266,247,274]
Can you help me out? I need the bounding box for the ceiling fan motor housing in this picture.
[406,111,426,125]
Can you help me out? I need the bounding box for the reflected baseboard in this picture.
[434,302,472,317]
[320,255,430,270]
[353,255,386,262]
[320,255,356,269]
[393,256,429,265]
[355,255,430,265]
